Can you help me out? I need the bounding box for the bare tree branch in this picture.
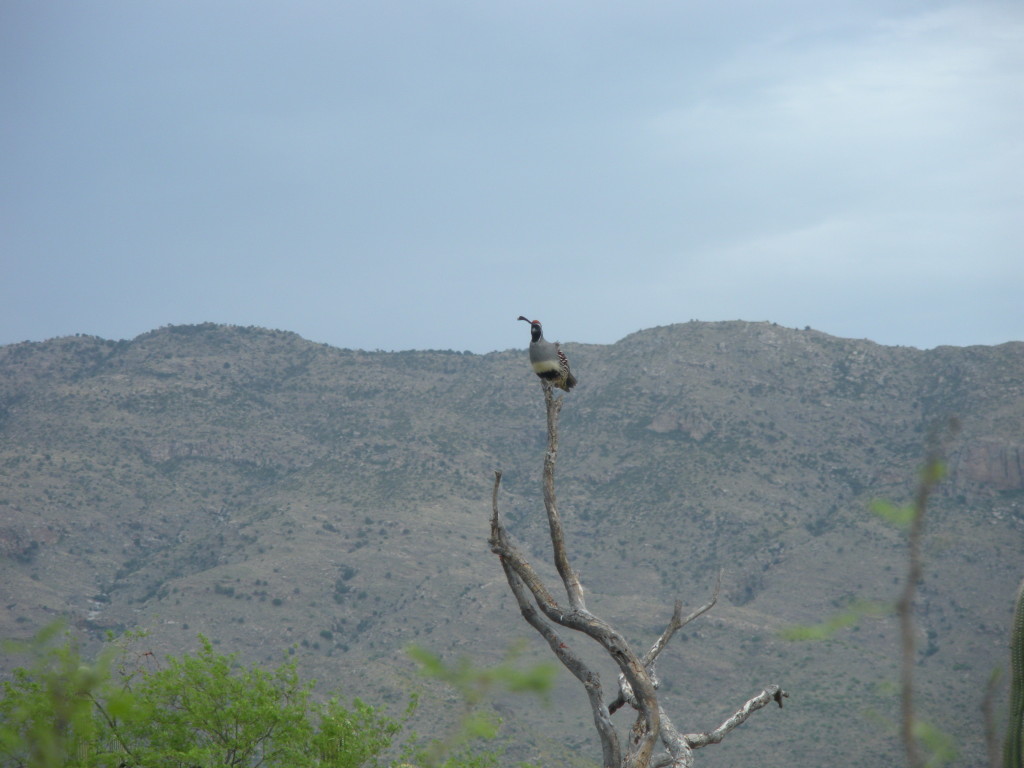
[540,386,586,611]
[609,573,722,716]
[492,470,622,767]
[682,686,789,749]
[664,572,722,652]
[491,382,788,766]
[491,468,660,764]
[491,385,660,766]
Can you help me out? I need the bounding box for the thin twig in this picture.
[647,572,722,667]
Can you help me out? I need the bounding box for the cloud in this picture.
[1,1,1020,352]
[632,4,1022,304]
[645,4,1021,204]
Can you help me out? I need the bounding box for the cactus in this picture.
[1006,578,1024,768]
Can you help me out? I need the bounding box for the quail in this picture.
[517,316,577,391]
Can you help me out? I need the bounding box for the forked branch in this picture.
[610,573,721,716]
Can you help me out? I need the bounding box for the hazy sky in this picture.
[3,1,1022,353]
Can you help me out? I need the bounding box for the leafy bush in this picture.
[0,625,400,768]
[1,625,546,768]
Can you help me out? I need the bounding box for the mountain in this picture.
[1,321,1022,767]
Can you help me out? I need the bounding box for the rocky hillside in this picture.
[1,321,1021,767]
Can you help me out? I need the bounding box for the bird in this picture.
[517,316,577,391]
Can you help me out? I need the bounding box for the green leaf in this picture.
[870,499,916,529]
[913,718,958,767]
[408,645,449,679]
[781,600,890,641]
[920,459,948,486]
[463,711,500,740]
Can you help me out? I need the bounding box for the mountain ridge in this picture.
[1,320,1022,766]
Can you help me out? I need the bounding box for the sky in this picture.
[2,1,1022,354]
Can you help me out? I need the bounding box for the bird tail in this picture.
[556,344,577,391]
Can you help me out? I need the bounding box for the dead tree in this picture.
[489,386,788,768]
